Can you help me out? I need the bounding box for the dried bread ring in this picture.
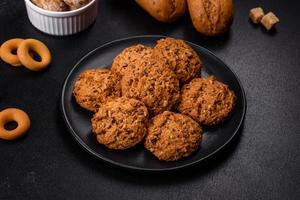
[0,38,24,67]
[0,108,31,140]
[17,39,51,71]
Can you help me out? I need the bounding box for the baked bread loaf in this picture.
[135,0,187,23]
[187,0,234,36]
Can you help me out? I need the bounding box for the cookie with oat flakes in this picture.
[145,111,202,161]
[178,76,236,126]
[73,68,121,112]
[91,97,149,150]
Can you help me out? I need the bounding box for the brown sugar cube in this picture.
[249,7,265,24]
[261,12,280,30]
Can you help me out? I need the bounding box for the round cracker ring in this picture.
[17,39,51,71]
[0,38,24,67]
[0,108,31,140]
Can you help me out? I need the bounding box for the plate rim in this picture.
[60,35,247,172]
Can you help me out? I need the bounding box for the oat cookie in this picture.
[153,37,202,83]
[91,97,149,150]
[179,76,236,125]
[111,44,153,77]
[145,111,202,161]
[32,0,69,11]
[121,59,180,115]
[73,69,121,112]
[63,0,90,10]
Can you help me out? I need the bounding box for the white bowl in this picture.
[24,0,98,36]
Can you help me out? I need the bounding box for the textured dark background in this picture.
[0,0,299,199]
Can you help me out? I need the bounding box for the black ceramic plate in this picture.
[61,35,246,172]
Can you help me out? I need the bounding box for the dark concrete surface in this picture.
[0,0,299,199]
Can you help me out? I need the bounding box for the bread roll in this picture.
[187,0,234,36]
[135,0,187,23]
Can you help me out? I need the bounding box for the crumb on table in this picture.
[249,7,265,24]
[261,12,280,30]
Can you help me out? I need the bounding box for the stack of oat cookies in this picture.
[73,37,236,161]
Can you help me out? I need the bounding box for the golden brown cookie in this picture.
[145,111,202,161]
[121,58,180,115]
[153,37,202,84]
[178,76,236,126]
[91,97,149,150]
[73,69,121,112]
[32,0,69,11]
[111,44,153,77]
[63,0,90,10]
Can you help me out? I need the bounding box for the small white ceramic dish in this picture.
[24,0,98,36]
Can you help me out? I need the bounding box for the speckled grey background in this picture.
[0,0,299,199]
